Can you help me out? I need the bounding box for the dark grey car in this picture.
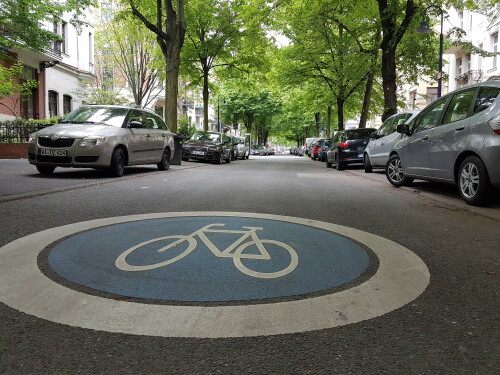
[386,81,500,205]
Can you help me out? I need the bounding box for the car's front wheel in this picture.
[157,148,171,171]
[364,154,373,173]
[386,154,413,187]
[109,148,125,177]
[458,156,491,206]
[36,165,56,175]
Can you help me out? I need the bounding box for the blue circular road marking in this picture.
[48,216,370,302]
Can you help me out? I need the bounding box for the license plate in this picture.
[39,148,67,156]
[191,150,205,155]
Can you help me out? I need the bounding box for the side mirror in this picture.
[370,132,378,139]
[129,121,143,129]
[397,124,410,135]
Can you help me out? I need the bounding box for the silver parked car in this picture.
[233,135,250,159]
[364,110,420,172]
[28,105,175,177]
[386,81,500,205]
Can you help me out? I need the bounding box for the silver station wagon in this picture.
[28,105,175,177]
[386,81,500,205]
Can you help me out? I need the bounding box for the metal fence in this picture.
[0,121,53,143]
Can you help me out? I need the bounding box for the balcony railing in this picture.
[455,70,483,88]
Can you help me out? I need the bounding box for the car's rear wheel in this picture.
[36,166,56,175]
[157,148,171,171]
[182,157,189,162]
[109,148,125,177]
[364,154,373,173]
[335,154,345,170]
[458,156,491,206]
[386,154,413,187]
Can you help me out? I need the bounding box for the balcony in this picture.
[455,70,483,88]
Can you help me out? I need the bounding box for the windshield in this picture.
[190,132,221,143]
[60,107,129,127]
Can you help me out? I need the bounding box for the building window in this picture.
[61,22,67,54]
[426,87,439,105]
[63,95,72,115]
[101,2,113,21]
[48,91,58,118]
[492,33,498,69]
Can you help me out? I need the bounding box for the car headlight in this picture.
[28,133,37,144]
[79,137,106,147]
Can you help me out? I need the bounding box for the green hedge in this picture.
[0,118,58,143]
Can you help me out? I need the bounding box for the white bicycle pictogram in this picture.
[115,223,299,278]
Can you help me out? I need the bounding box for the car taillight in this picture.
[489,114,500,135]
[339,142,349,148]
[322,147,326,151]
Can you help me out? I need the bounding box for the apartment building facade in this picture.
[0,12,96,120]
[404,7,500,111]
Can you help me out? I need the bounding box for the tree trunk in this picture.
[337,97,344,131]
[380,47,398,122]
[315,112,320,137]
[202,66,209,131]
[359,71,374,128]
[165,64,179,132]
[327,105,331,137]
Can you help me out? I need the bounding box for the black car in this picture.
[182,131,232,164]
[326,128,376,170]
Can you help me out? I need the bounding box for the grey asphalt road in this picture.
[0,156,498,374]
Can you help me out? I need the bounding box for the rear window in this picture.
[473,86,500,114]
[345,129,375,140]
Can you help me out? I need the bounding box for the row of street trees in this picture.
[1,0,499,141]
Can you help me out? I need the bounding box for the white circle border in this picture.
[0,212,430,338]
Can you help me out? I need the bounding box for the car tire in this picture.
[226,152,231,163]
[386,154,413,187]
[109,148,125,177]
[36,165,56,175]
[364,154,373,173]
[157,148,171,171]
[335,154,345,170]
[217,152,224,164]
[458,156,492,206]
[182,157,189,162]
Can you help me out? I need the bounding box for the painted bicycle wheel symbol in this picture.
[115,224,299,278]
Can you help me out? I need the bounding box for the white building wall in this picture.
[43,10,96,118]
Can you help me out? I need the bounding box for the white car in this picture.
[233,135,250,159]
[28,105,175,177]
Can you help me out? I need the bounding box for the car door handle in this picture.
[422,136,429,141]
[380,141,385,145]
[455,126,465,131]
[146,134,151,137]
